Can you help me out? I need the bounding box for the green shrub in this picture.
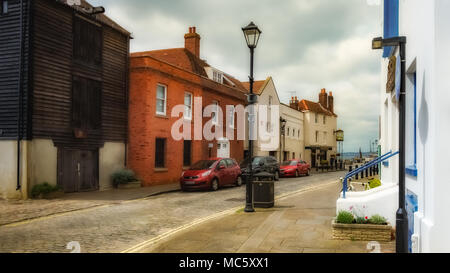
[31,183,61,198]
[369,214,387,225]
[369,178,382,189]
[336,211,354,224]
[111,169,137,187]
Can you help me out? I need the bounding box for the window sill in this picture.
[155,114,169,119]
[406,166,418,177]
[154,168,168,173]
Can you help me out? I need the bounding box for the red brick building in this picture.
[128,27,247,186]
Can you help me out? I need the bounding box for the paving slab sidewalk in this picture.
[0,183,180,226]
[146,182,395,253]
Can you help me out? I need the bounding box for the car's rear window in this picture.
[282,161,298,166]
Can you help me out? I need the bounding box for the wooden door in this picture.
[58,148,99,193]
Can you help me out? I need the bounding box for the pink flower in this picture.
[365,216,368,220]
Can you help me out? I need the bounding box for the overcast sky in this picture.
[91,0,383,153]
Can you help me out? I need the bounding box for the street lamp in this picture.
[242,22,262,213]
[372,36,408,253]
[280,117,287,163]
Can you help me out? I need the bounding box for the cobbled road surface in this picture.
[0,172,344,253]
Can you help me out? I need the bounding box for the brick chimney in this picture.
[184,27,201,57]
[290,96,300,110]
[328,92,334,113]
[319,88,328,109]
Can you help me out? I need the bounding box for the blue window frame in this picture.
[406,73,417,177]
[383,0,399,57]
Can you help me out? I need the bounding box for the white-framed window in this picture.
[213,71,223,84]
[228,106,235,128]
[323,131,327,144]
[315,113,319,123]
[323,115,326,125]
[156,84,167,116]
[315,131,319,143]
[212,100,219,125]
[184,92,193,120]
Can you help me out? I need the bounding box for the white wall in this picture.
[280,104,304,160]
[99,142,126,191]
[375,0,450,252]
[0,139,126,199]
[0,141,28,199]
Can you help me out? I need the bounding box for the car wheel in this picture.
[236,176,243,187]
[274,171,280,181]
[211,178,219,191]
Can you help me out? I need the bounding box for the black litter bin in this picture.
[253,172,275,208]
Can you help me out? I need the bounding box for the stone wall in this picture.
[332,221,392,242]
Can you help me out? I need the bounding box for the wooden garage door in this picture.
[58,148,99,193]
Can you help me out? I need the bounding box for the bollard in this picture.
[361,167,364,179]
[355,165,359,180]
[370,166,373,177]
[365,168,369,178]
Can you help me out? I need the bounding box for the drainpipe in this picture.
[16,0,24,191]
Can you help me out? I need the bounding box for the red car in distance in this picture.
[280,159,311,178]
[180,158,242,191]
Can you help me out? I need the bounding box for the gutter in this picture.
[16,0,25,191]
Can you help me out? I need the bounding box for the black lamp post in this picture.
[242,22,261,213]
[372,36,408,253]
[280,117,287,163]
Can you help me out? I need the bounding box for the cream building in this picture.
[289,89,338,167]
[279,103,305,163]
[243,77,282,159]
[242,77,305,163]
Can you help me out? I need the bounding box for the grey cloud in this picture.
[89,0,382,152]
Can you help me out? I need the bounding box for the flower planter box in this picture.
[331,220,393,242]
[117,181,141,189]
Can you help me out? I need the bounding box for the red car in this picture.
[280,159,311,177]
[180,158,242,191]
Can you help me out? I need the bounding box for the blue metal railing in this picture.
[342,151,399,198]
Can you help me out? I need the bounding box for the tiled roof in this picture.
[299,100,336,116]
[60,0,130,35]
[242,80,267,95]
[131,48,248,93]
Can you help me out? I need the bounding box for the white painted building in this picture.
[338,0,450,253]
[243,77,282,158]
[289,89,338,168]
[280,103,305,163]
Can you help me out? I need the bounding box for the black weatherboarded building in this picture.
[0,0,130,199]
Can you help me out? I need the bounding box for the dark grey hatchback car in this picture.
[239,156,281,181]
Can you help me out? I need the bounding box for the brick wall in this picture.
[128,57,245,186]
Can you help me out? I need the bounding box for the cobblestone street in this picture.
[0,172,344,253]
